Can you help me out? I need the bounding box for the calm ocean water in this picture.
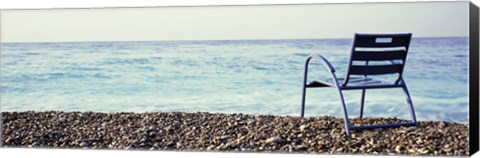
[0,37,469,123]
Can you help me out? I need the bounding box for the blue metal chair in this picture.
[300,33,417,136]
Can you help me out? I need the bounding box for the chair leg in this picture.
[301,84,307,118]
[347,85,417,134]
[401,83,417,124]
[334,87,351,136]
[300,57,311,118]
[359,89,366,119]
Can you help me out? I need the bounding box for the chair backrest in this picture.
[343,33,412,86]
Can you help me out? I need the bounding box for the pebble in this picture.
[299,125,308,132]
[218,135,231,140]
[395,145,403,153]
[79,142,89,147]
[265,137,283,144]
[294,145,307,150]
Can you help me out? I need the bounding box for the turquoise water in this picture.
[0,37,469,123]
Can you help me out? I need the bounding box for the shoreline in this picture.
[1,111,469,156]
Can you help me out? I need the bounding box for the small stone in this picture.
[5,138,11,143]
[407,148,416,153]
[295,145,307,150]
[241,148,252,152]
[317,143,325,149]
[32,141,41,146]
[395,145,403,153]
[207,145,216,151]
[299,125,308,132]
[79,142,89,147]
[418,148,429,154]
[166,141,175,148]
[176,142,182,148]
[439,122,446,128]
[218,135,231,140]
[265,136,283,144]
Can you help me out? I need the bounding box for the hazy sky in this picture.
[0,1,469,43]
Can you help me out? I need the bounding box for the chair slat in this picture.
[354,34,411,48]
[349,64,403,75]
[351,50,406,61]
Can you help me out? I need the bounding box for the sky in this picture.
[0,1,469,43]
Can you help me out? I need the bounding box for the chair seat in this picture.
[306,77,403,90]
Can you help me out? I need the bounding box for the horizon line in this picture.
[0,36,468,44]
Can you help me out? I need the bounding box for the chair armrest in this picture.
[306,54,336,73]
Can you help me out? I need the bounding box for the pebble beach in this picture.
[1,111,469,156]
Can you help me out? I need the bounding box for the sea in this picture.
[0,37,469,123]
